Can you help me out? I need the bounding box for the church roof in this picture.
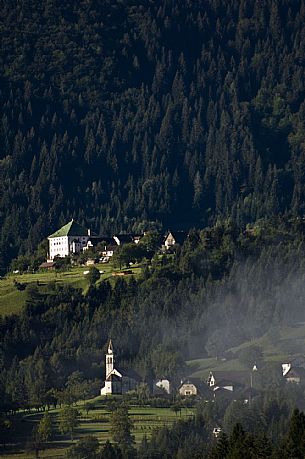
[106,373,122,382]
[48,220,88,238]
[121,368,141,381]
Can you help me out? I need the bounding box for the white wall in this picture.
[49,236,69,260]
[48,235,90,260]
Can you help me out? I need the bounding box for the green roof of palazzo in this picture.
[48,220,88,238]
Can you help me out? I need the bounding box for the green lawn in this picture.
[187,357,247,379]
[0,263,143,317]
[1,398,193,459]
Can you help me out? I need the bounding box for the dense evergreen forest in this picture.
[135,408,305,458]
[1,0,305,268]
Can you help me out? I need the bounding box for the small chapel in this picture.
[100,340,140,395]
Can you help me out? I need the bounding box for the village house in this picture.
[282,362,305,384]
[100,340,140,395]
[178,378,210,398]
[163,231,188,250]
[101,244,118,258]
[178,380,198,396]
[39,261,56,270]
[83,236,113,251]
[207,370,250,388]
[84,236,118,261]
[206,370,250,397]
[154,379,172,395]
[213,427,222,438]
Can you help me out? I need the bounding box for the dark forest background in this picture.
[1,0,305,269]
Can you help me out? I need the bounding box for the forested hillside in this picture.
[2,219,305,414]
[1,0,305,268]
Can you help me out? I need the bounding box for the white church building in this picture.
[100,340,140,395]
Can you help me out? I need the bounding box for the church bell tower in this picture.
[100,339,124,395]
[105,339,114,377]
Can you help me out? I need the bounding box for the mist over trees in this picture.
[1,0,305,268]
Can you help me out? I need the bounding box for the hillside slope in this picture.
[1,1,305,267]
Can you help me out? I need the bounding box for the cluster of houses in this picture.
[42,219,187,266]
[100,340,305,402]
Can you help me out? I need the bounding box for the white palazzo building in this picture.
[48,219,91,260]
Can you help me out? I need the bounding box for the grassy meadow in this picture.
[1,397,194,459]
[0,262,143,317]
[187,322,305,379]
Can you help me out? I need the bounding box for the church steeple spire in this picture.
[108,339,113,354]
